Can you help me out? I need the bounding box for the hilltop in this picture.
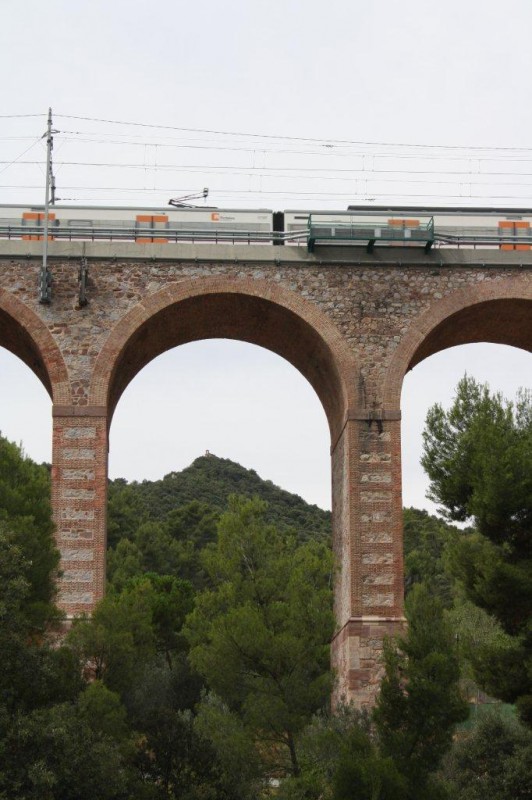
[107,454,331,549]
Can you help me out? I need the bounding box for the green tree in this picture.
[276,706,406,800]
[332,727,407,800]
[106,477,148,549]
[67,581,157,693]
[0,688,143,800]
[185,496,334,780]
[68,574,193,690]
[0,530,82,718]
[106,537,144,592]
[106,501,220,591]
[65,575,224,798]
[422,377,531,541]
[403,507,458,604]
[0,438,79,717]
[126,663,227,800]
[440,708,532,800]
[0,435,59,627]
[421,377,532,722]
[374,584,468,799]
[193,693,264,799]
[0,436,149,797]
[107,456,331,550]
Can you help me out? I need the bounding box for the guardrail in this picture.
[308,215,435,252]
[0,223,291,245]
[0,221,531,250]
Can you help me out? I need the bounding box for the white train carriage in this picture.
[346,206,532,251]
[1,203,532,251]
[0,205,274,244]
[285,207,532,251]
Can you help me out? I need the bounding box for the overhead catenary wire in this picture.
[2,185,532,202]
[55,132,532,163]
[7,159,532,179]
[55,113,532,153]
[0,113,46,119]
[0,137,44,177]
[3,111,532,207]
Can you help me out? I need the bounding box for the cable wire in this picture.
[0,138,44,177]
[0,113,46,119]
[55,114,532,153]
[7,160,532,181]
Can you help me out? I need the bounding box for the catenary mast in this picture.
[40,107,57,303]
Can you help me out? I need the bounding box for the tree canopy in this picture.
[185,496,334,780]
[422,376,532,725]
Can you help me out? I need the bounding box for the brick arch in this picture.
[0,289,70,403]
[383,279,532,408]
[90,276,358,440]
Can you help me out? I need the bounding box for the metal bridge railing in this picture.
[0,220,531,251]
[0,223,294,245]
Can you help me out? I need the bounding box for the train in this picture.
[1,203,532,251]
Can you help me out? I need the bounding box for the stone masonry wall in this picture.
[0,240,530,705]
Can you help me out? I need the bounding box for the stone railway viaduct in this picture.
[0,238,530,706]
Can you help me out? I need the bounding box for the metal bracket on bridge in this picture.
[78,257,89,308]
[39,264,52,304]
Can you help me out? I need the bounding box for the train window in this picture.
[136,214,169,244]
[387,218,420,241]
[387,219,420,227]
[498,220,530,251]
[22,211,56,241]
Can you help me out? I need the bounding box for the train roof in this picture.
[346,204,532,215]
[0,203,272,213]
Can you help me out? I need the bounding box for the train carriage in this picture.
[1,203,531,250]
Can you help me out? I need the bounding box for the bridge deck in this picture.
[1,238,532,267]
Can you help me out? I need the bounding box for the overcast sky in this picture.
[1,0,531,513]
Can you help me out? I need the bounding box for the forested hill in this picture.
[107,454,331,548]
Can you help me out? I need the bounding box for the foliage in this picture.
[0,687,142,800]
[107,455,331,550]
[277,706,407,800]
[106,456,333,599]
[440,708,532,800]
[126,663,231,800]
[107,506,219,592]
[67,574,194,693]
[0,434,340,797]
[185,496,334,779]
[332,727,407,800]
[5,427,519,797]
[403,506,458,604]
[65,573,234,798]
[374,583,468,799]
[0,436,139,798]
[0,435,59,627]
[0,437,80,719]
[449,598,529,704]
[422,376,532,536]
[0,531,82,718]
[194,693,265,799]
[422,377,532,722]
[106,476,148,549]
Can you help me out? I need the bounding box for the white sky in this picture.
[1,0,531,513]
